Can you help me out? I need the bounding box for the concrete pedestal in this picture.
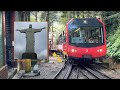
[22,52,37,59]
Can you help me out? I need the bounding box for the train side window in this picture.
[100,27,104,43]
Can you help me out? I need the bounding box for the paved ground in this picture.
[21,56,65,79]
[8,68,17,79]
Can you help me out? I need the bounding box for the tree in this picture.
[17,11,31,21]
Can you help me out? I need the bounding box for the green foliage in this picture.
[102,11,120,60]
[107,25,120,60]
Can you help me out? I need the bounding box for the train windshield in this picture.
[69,26,104,47]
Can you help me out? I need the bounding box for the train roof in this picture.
[68,18,103,27]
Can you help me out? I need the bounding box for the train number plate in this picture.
[83,55,92,59]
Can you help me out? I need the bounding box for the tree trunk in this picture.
[35,12,38,21]
[46,11,49,63]
[28,11,30,21]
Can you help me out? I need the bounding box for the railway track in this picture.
[68,66,79,79]
[53,62,111,79]
[77,67,97,79]
[53,64,73,79]
[80,65,111,79]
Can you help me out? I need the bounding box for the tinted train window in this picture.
[68,25,104,47]
[0,12,4,68]
[69,27,104,44]
[68,18,105,47]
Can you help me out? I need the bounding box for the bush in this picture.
[107,25,120,61]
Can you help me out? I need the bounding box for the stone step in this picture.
[12,70,25,79]
[8,68,17,79]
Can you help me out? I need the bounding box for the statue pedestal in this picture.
[22,52,38,67]
[22,52,37,59]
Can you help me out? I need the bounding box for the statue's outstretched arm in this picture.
[34,27,46,33]
[16,29,27,33]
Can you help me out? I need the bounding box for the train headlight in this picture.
[99,49,102,52]
[97,49,102,52]
[71,49,75,52]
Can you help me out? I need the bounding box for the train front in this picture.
[66,18,106,60]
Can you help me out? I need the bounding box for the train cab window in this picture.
[68,18,105,47]
[83,27,103,43]
[69,26,104,47]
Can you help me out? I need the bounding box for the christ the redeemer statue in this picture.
[16,24,46,53]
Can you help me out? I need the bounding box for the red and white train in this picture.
[56,18,106,63]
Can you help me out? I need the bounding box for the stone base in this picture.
[22,70,40,77]
[22,52,37,59]
[0,65,8,79]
